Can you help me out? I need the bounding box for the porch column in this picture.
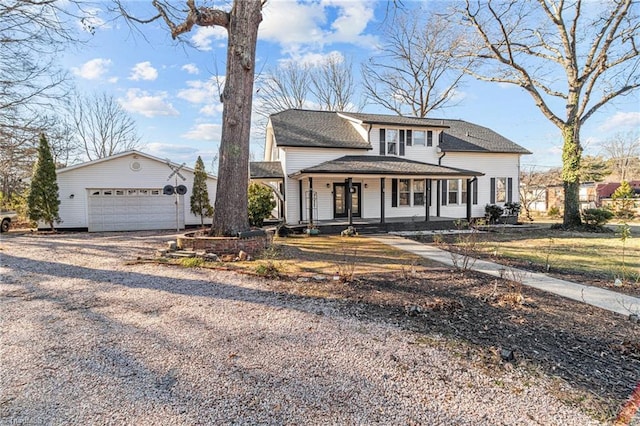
[346,177,353,226]
[425,178,430,222]
[308,177,314,225]
[436,180,441,217]
[466,178,472,222]
[380,178,385,224]
[298,180,303,223]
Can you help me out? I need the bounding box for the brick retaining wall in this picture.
[177,232,273,256]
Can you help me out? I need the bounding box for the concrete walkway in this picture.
[370,234,640,317]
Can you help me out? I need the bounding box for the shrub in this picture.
[504,202,521,216]
[255,261,281,278]
[485,204,504,224]
[611,181,636,219]
[547,206,561,218]
[180,257,204,268]
[248,183,276,227]
[581,208,614,228]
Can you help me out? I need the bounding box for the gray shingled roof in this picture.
[292,156,483,177]
[270,109,371,149]
[437,119,531,154]
[340,112,449,128]
[250,161,284,179]
[270,109,530,154]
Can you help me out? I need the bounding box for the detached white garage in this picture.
[54,151,217,232]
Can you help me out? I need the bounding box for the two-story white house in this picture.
[251,109,530,227]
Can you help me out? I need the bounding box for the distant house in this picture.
[52,151,217,232]
[250,109,531,226]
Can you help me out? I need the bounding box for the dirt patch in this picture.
[261,266,639,422]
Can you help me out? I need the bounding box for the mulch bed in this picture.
[265,265,639,422]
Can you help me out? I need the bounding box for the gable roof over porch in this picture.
[289,155,483,179]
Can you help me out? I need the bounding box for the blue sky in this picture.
[62,0,640,173]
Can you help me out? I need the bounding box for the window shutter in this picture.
[490,178,496,204]
[427,131,433,147]
[441,180,447,206]
[473,179,478,205]
[379,129,386,155]
[399,130,405,156]
[406,130,412,146]
[507,178,513,202]
[391,178,398,207]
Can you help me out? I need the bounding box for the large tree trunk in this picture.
[209,0,262,236]
[561,124,582,228]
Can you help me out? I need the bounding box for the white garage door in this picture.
[88,188,184,232]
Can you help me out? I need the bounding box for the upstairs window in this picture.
[413,131,425,146]
[386,129,398,155]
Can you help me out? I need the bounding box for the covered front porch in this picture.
[289,156,484,228]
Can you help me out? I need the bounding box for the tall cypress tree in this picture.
[27,134,60,231]
[190,156,213,227]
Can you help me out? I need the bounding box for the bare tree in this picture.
[362,9,472,118]
[1,1,88,205]
[519,166,555,221]
[600,130,640,181]
[256,53,360,118]
[457,0,640,228]
[70,92,140,161]
[310,53,360,112]
[255,62,312,119]
[118,0,264,236]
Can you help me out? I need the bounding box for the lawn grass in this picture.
[469,222,640,283]
[255,234,439,277]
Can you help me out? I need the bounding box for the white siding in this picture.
[56,153,217,230]
[367,126,444,164]
[441,152,521,217]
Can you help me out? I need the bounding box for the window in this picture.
[461,180,468,204]
[427,131,433,147]
[448,179,459,204]
[386,129,398,155]
[413,131,425,146]
[496,178,507,202]
[399,179,410,206]
[413,180,425,205]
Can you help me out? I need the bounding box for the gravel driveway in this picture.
[0,231,600,425]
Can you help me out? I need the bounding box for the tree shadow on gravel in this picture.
[2,253,638,421]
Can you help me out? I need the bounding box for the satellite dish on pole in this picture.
[163,185,175,195]
[176,185,187,195]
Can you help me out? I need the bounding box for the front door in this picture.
[333,183,361,218]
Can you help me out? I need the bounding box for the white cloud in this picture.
[598,111,640,132]
[72,58,112,80]
[181,63,200,75]
[260,1,325,47]
[182,123,222,141]
[119,89,179,118]
[78,7,111,32]
[200,104,224,116]
[129,61,158,81]
[322,0,376,45]
[191,26,227,51]
[107,76,119,84]
[260,0,377,53]
[177,80,217,104]
[144,142,199,155]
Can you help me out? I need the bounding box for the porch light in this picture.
[364,183,368,188]
[326,183,331,188]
